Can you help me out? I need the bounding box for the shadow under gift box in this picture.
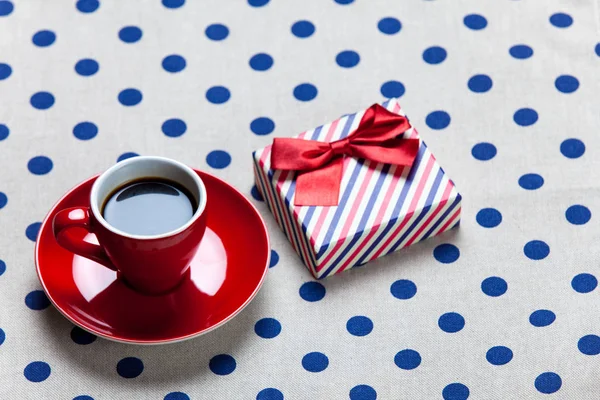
[253,98,462,279]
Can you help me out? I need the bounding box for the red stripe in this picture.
[317,160,377,271]
[403,182,453,248]
[258,146,281,227]
[436,207,461,235]
[370,156,436,260]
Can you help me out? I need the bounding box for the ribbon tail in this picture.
[294,158,343,206]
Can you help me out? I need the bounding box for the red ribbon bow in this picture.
[271,104,419,206]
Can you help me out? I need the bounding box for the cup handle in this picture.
[52,207,117,271]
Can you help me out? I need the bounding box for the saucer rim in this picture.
[34,169,270,345]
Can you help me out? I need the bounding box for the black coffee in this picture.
[102,178,197,236]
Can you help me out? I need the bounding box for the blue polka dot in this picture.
[28,156,53,175]
[75,59,99,76]
[468,74,492,93]
[25,289,49,310]
[116,357,144,378]
[523,240,549,260]
[346,316,373,337]
[32,30,56,47]
[336,50,360,68]
[209,354,236,375]
[164,393,189,400]
[394,349,421,370]
[571,273,597,293]
[206,86,230,104]
[438,312,465,333]
[117,152,139,163]
[378,17,401,35]
[70,326,97,345]
[560,138,585,159]
[254,318,281,339]
[206,150,231,169]
[425,111,451,130]
[471,143,496,161]
[26,222,41,241]
[118,88,142,106]
[380,80,405,98]
[269,249,278,267]
[518,173,544,190]
[535,372,562,394]
[433,243,460,264]
[0,63,12,80]
[249,53,273,71]
[550,13,572,28]
[256,388,283,400]
[24,361,51,382]
[442,383,469,400]
[251,185,264,202]
[529,309,555,327]
[486,346,513,365]
[596,43,600,57]
[119,26,142,43]
[578,335,600,355]
[302,352,328,372]
[555,75,579,93]
[0,328,5,346]
[566,205,591,225]
[476,208,502,228]
[0,192,7,209]
[30,92,55,110]
[250,117,275,135]
[509,44,533,59]
[513,108,538,126]
[205,24,229,41]
[422,46,447,64]
[481,276,507,297]
[464,14,487,30]
[291,20,315,38]
[73,122,98,140]
[162,0,184,8]
[293,83,318,101]
[390,279,417,300]
[349,385,377,400]
[248,0,269,6]
[299,281,326,302]
[76,0,99,13]
[0,259,5,276]
[162,55,186,73]
[73,396,94,400]
[334,0,354,4]
[0,1,13,16]
[162,119,187,137]
[0,124,8,140]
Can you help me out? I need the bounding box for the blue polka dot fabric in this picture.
[1,0,598,398]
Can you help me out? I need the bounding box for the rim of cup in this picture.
[90,156,207,240]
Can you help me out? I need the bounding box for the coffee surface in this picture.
[102,179,196,236]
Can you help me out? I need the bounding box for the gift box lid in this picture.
[253,98,461,277]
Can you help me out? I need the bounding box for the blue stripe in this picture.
[299,114,357,244]
[422,194,462,239]
[386,169,444,254]
[321,163,392,276]
[354,143,427,265]
[316,158,366,259]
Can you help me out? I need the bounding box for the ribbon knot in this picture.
[330,138,352,156]
[270,103,419,206]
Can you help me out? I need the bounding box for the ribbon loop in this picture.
[270,104,419,206]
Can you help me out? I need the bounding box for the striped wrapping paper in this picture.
[253,99,462,279]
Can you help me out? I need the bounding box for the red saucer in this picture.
[35,170,270,344]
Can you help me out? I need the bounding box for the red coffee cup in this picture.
[52,156,208,295]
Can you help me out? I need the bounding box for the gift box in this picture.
[252,98,462,279]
